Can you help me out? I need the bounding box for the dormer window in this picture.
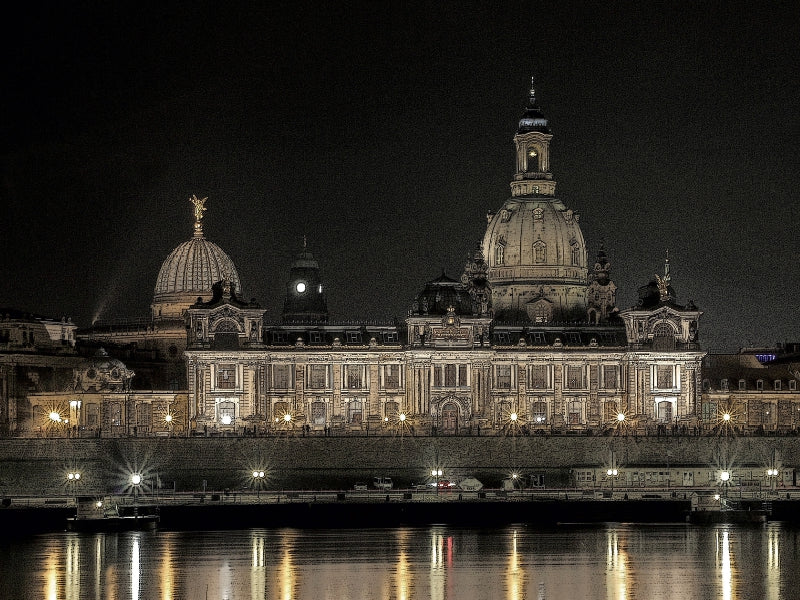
[774,380,781,391]
[739,379,746,390]
[721,379,728,391]
[790,380,797,391]
[756,379,764,391]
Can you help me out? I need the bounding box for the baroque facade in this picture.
[11,81,799,439]
[182,82,706,436]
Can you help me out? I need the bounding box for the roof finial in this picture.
[664,249,671,283]
[303,234,307,250]
[529,76,537,106]
[190,194,208,236]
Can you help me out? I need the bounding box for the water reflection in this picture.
[6,524,800,599]
[605,528,628,600]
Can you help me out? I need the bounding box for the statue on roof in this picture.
[190,194,208,224]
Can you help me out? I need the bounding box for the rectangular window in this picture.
[433,366,442,387]
[757,380,764,391]
[775,380,782,391]
[137,403,152,426]
[494,332,510,345]
[739,379,746,390]
[346,331,362,344]
[273,364,291,388]
[602,366,617,390]
[384,364,400,388]
[721,378,728,391]
[568,400,582,424]
[496,365,512,389]
[445,364,456,387]
[217,364,236,389]
[458,365,467,386]
[529,365,548,389]
[656,366,673,389]
[109,402,122,426]
[346,365,363,389]
[86,403,99,426]
[272,331,288,344]
[566,366,584,389]
[309,331,323,344]
[790,380,797,391]
[566,332,581,345]
[309,364,328,389]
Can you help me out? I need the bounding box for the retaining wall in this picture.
[1,435,797,496]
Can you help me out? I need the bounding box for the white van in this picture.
[373,477,393,490]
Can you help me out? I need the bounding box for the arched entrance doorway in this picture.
[441,402,459,435]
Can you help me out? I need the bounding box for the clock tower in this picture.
[282,239,329,323]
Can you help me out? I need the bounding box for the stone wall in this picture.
[1,435,798,496]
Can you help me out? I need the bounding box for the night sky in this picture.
[2,2,798,353]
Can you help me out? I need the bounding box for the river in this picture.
[2,523,799,599]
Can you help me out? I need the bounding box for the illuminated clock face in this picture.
[296,282,306,293]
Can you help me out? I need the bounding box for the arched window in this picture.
[570,242,580,266]
[652,323,675,351]
[534,241,546,263]
[527,146,539,172]
[494,244,504,266]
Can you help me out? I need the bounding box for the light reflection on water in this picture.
[3,523,800,599]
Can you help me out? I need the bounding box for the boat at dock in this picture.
[686,493,768,524]
[66,497,159,532]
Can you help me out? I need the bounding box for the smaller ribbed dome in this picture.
[151,197,242,321]
[154,233,241,297]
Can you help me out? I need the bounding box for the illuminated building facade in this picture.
[182,83,706,436]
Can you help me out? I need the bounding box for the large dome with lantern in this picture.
[482,81,588,323]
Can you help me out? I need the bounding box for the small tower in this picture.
[282,238,328,323]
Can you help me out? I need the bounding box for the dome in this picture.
[483,198,588,321]
[75,348,134,392]
[151,197,242,320]
[409,272,476,316]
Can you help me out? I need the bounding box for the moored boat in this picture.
[686,493,767,524]
[66,497,159,532]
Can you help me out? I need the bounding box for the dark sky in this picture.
[2,2,799,353]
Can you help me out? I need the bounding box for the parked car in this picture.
[353,482,368,491]
[373,477,393,490]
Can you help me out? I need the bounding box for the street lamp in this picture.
[131,473,142,505]
[252,470,265,500]
[67,471,81,505]
[165,413,173,436]
[719,470,730,498]
[606,468,619,493]
[766,468,779,492]
[431,468,443,496]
